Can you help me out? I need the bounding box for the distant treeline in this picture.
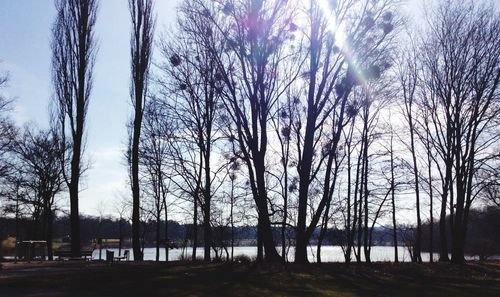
[419,207,500,259]
[2,207,499,258]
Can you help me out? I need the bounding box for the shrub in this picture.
[234,254,252,264]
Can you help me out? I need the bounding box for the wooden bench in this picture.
[54,250,93,262]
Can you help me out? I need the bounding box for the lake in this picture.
[93,246,454,262]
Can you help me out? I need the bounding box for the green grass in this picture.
[1,261,499,296]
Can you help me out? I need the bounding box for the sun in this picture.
[309,0,366,86]
[315,0,348,49]
[290,0,348,50]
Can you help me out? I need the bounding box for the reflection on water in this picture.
[93,246,452,262]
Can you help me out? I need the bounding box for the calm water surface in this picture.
[93,246,449,262]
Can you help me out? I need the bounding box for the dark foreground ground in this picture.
[1,260,499,297]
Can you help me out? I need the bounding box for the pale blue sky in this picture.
[0,0,425,216]
[0,0,179,215]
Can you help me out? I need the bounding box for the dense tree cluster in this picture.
[0,0,498,265]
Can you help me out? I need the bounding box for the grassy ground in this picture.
[1,260,499,297]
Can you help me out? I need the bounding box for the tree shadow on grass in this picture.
[1,261,500,297]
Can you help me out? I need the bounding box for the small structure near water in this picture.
[16,241,47,262]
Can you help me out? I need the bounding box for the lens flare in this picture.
[314,0,367,89]
[316,0,347,50]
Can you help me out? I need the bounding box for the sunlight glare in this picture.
[313,0,365,87]
[316,0,347,49]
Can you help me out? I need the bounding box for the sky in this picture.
[0,0,180,216]
[0,0,425,217]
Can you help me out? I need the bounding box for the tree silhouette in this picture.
[293,0,399,263]
[420,0,500,264]
[128,0,155,262]
[13,126,66,260]
[157,0,228,261]
[51,0,98,257]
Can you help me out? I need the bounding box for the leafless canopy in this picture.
[51,0,98,256]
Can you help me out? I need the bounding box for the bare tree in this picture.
[188,0,299,262]
[13,126,66,260]
[342,110,358,263]
[140,98,170,262]
[357,81,395,264]
[421,0,500,263]
[226,168,239,261]
[113,193,130,258]
[481,180,500,209]
[128,0,155,262]
[0,68,16,180]
[397,43,423,262]
[270,89,296,262]
[51,0,98,257]
[293,0,399,263]
[157,0,229,261]
[417,104,437,262]
[0,68,22,260]
[380,121,400,262]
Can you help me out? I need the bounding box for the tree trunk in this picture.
[451,227,465,264]
[409,119,422,263]
[203,152,212,262]
[316,203,330,263]
[439,191,449,261]
[156,216,160,262]
[346,137,353,263]
[203,206,211,262]
[230,180,235,262]
[163,198,169,262]
[69,145,81,257]
[281,168,288,263]
[15,193,19,262]
[362,128,370,264]
[451,189,466,264]
[390,133,398,263]
[118,237,122,257]
[256,222,263,262]
[46,210,54,261]
[131,86,143,261]
[426,127,434,263]
[354,136,364,263]
[254,154,281,262]
[295,123,315,264]
[192,198,198,261]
